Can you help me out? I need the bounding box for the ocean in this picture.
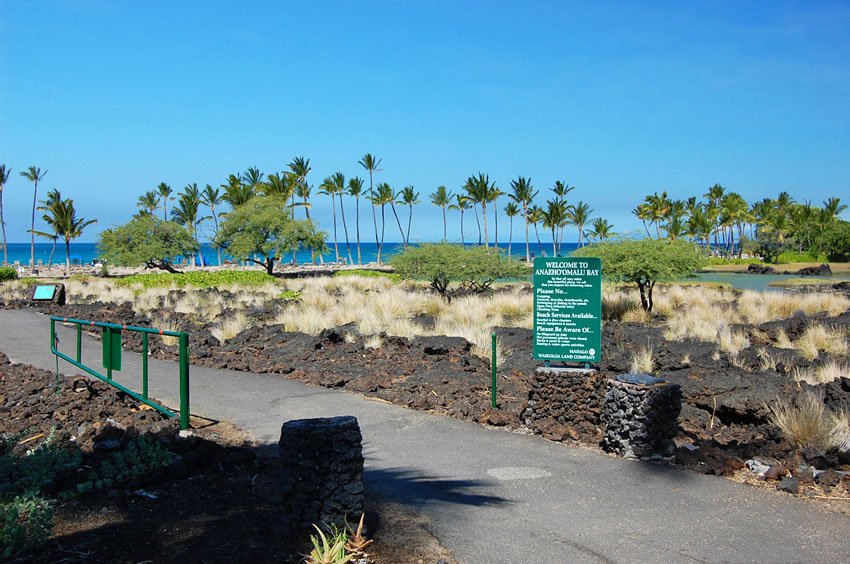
[1,241,579,267]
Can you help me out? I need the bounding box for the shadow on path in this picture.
[365,467,510,508]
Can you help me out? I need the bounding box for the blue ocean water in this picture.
[1,241,573,267]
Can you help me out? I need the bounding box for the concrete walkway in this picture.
[1,308,848,563]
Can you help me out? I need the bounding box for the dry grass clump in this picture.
[210,312,249,344]
[0,280,33,304]
[363,335,383,349]
[738,291,850,323]
[766,392,850,454]
[794,324,848,361]
[629,346,654,374]
[151,317,181,346]
[718,328,750,355]
[757,348,782,372]
[792,361,849,386]
[66,278,136,305]
[664,305,735,342]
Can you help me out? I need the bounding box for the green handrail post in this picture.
[178,332,190,430]
[75,324,82,363]
[142,332,149,399]
[491,332,497,409]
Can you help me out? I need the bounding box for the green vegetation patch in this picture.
[390,243,530,282]
[767,277,846,288]
[332,269,401,283]
[705,257,765,266]
[114,270,277,289]
[0,267,17,282]
[776,250,828,264]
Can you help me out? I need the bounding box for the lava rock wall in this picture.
[524,368,605,441]
[601,379,682,458]
[278,416,364,534]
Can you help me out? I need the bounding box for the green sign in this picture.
[102,327,122,372]
[533,256,602,363]
[33,285,56,300]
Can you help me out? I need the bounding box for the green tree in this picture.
[527,205,545,255]
[542,199,567,256]
[156,182,173,221]
[331,172,353,265]
[32,188,63,268]
[215,196,321,273]
[222,174,254,208]
[587,217,615,242]
[449,193,472,245]
[0,164,10,265]
[288,157,312,219]
[430,185,453,242]
[42,192,96,276]
[319,173,344,263]
[464,173,496,247]
[99,215,198,273]
[137,190,161,216]
[347,177,365,264]
[371,182,394,263]
[567,201,593,248]
[387,184,406,247]
[201,184,224,265]
[358,153,382,261]
[504,202,520,256]
[509,176,537,262]
[573,239,705,312]
[20,165,47,272]
[172,184,206,266]
[400,185,419,247]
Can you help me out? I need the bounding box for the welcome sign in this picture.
[533,257,602,363]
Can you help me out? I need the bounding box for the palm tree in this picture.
[0,164,10,266]
[347,177,365,264]
[137,190,161,216]
[331,172,353,265]
[687,205,713,247]
[566,201,593,248]
[399,185,419,247]
[643,191,671,239]
[632,203,653,238]
[704,184,726,250]
[719,192,750,257]
[319,174,344,263]
[359,154,382,259]
[542,199,567,256]
[465,173,495,248]
[509,176,537,262]
[172,184,205,266]
[371,182,394,263]
[430,185,453,242]
[201,184,224,265]
[504,202,520,256]
[587,218,615,242]
[261,172,294,201]
[20,166,47,272]
[242,167,265,194]
[222,174,254,209]
[40,192,96,277]
[156,182,173,221]
[449,193,472,245]
[288,157,312,219]
[823,197,847,220]
[387,184,406,247]
[664,200,687,240]
[490,185,504,251]
[527,205,545,256]
[34,188,62,268]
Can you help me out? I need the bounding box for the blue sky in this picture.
[1,0,848,243]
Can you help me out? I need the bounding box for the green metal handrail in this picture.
[50,316,190,429]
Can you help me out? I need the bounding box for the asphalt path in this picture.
[1,308,848,563]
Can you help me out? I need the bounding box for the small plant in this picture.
[629,346,654,374]
[306,524,352,564]
[333,269,401,283]
[0,266,17,282]
[344,514,373,560]
[765,392,847,455]
[0,496,53,558]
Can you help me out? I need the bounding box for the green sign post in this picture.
[533,256,602,363]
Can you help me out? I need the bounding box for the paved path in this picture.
[2,309,848,563]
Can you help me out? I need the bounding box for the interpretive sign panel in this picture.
[533,256,602,363]
[32,285,57,300]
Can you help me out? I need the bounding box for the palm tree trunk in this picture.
[406,205,413,247]
[64,238,71,278]
[524,206,530,262]
[30,179,38,271]
[47,239,56,268]
[508,217,513,257]
[493,204,498,252]
[339,193,353,264]
[534,223,543,255]
[331,197,339,263]
[0,193,6,266]
[460,209,466,245]
[371,195,380,261]
[378,204,386,263]
[355,197,362,265]
[474,209,481,245]
[481,203,489,249]
[390,201,405,248]
[442,206,447,242]
[552,227,557,257]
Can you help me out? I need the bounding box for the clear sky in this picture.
[1,0,848,243]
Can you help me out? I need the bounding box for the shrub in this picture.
[0,496,53,558]
[573,239,705,312]
[775,250,827,264]
[0,267,17,282]
[390,243,529,295]
[333,269,401,283]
